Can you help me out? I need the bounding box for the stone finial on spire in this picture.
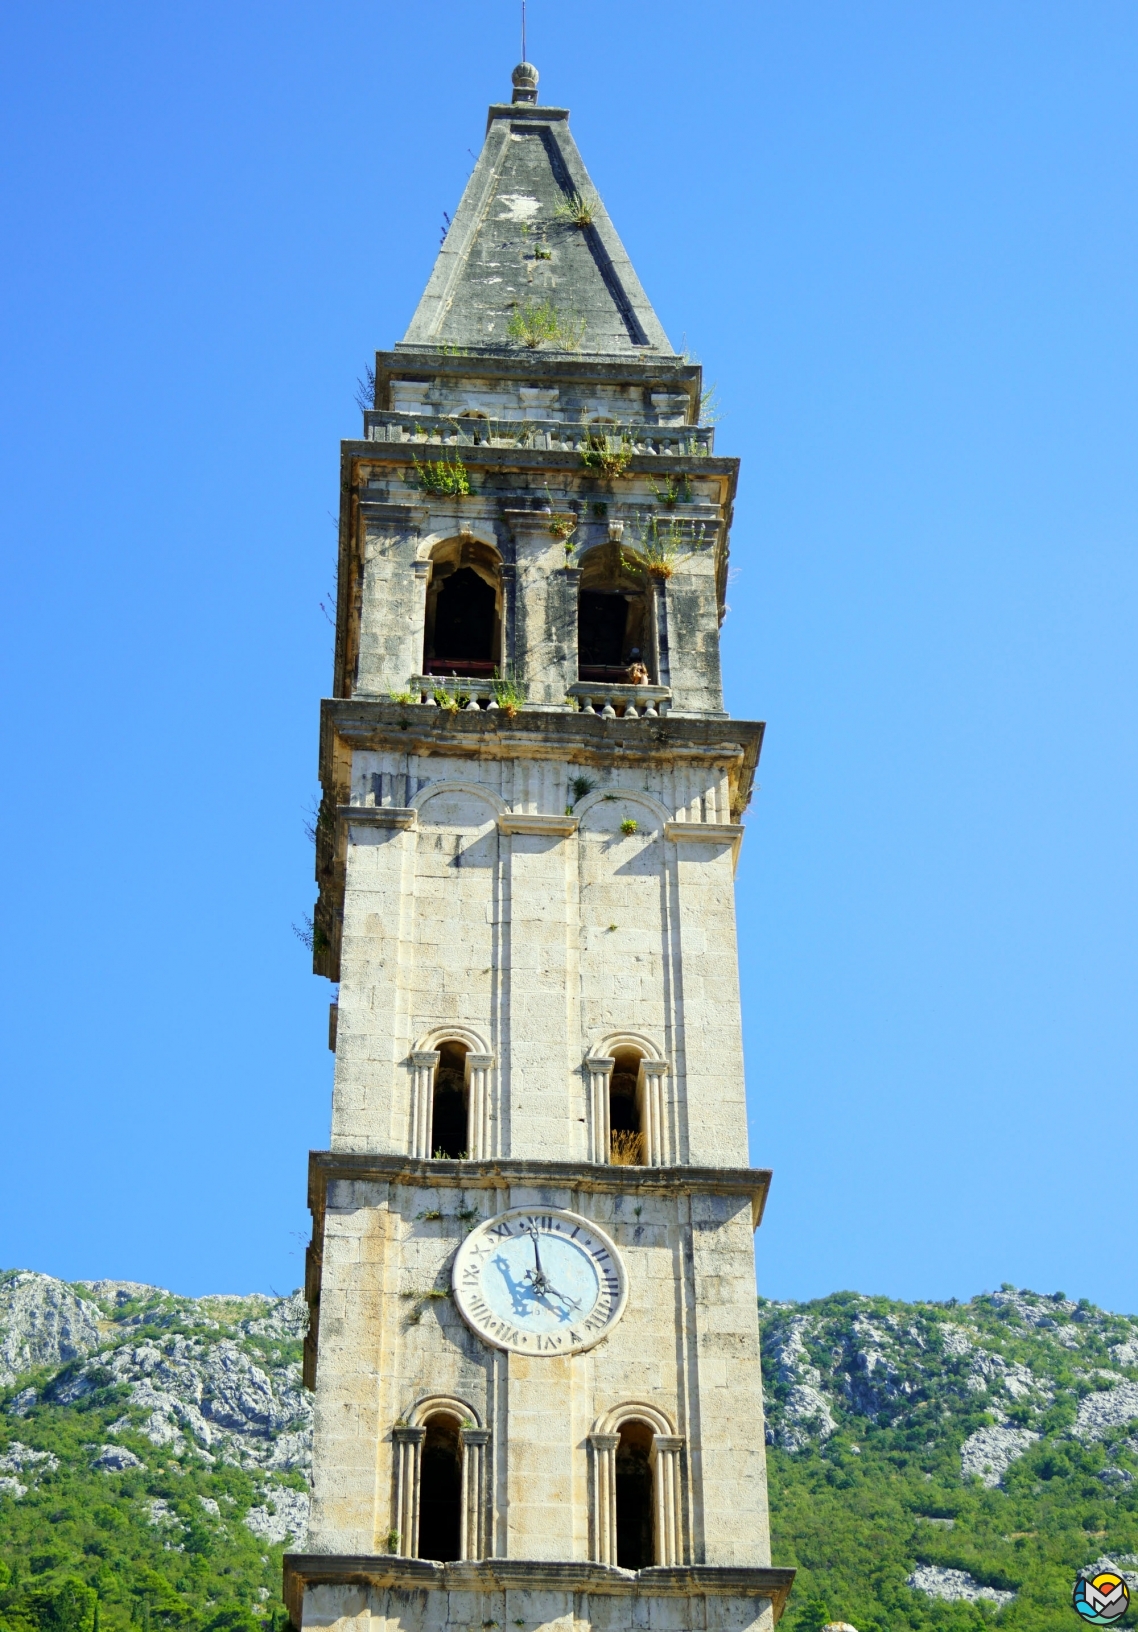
[512,62,538,104]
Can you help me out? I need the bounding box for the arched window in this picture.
[590,1409,683,1568]
[431,1040,469,1159]
[417,1413,462,1562]
[608,1045,644,1165]
[615,1420,655,1569]
[423,539,502,678]
[577,543,651,684]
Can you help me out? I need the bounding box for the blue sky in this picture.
[1,2,1135,1308]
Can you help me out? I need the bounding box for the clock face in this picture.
[452,1207,628,1356]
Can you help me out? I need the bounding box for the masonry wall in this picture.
[306,1179,771,1568]
[331,752,748,1169]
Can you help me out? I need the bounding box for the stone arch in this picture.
[408,1026,495,1163]
[412,780,507,819]
[409,1393,481,1429]
[574,786,671,827]
[413,1025,491,1058]
[592,1401,674,1437]
[591,1030,665,1064]
[420,535,504,677]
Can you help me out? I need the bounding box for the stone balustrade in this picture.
[569,682,671,718]
[363,409,715,460]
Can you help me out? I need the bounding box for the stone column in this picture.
[408,1051,439,1159]
[651,577,672,690]
[464,1053,494,1160]
[392,1424,425,1556]
[640,1059,670,1165]
[460,1426,491,1559]
[584,1056,614,1164]
[504,508,577,705]
[652,1434,685,1566]
[588,1432,620,1564]
[410,559,432,680]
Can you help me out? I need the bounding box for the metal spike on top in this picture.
[512,61,538,104]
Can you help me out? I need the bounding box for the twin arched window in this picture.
[411,1040,668,1165]
[392,1404,683,1568]
[419,535,657,688]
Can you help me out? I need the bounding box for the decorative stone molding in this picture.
[408,1052,440,1159]
[640,1059,670,1166]
[460,1427,491,1559]
[588,1433,620,1563]
[283,1554,798,1628]
[584,1056,615,1164]
[338,805,416,831]
[652,1435,685,1566]
[498,811,578,836]
[391,1425,425,1556]
[464,1054,494,1161]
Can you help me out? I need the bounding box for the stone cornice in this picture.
[376,349,702,402]
[307,1151,772,1228]
[343,438,739,502]
[321,697,764,778]
[282,1554,795,1626]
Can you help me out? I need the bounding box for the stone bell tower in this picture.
[285,60,793,1632]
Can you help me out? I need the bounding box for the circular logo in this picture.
[452,1207,628,1357]
[1073,1572,1130,1625]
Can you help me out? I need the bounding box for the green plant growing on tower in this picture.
[652,472,693,508]
[622,511,709,580]
[412,453,471,496]
[433,687,459,712]
[492,669,525,718]
[388,688,415,705]
[548,513,577,541]
[570,775,596,803]
[699,384,721,425]
[620,818,639,835]
[507,299,585,351]
[385,1530,400,1554]
[554,190,595,227]
[579,429,634,478]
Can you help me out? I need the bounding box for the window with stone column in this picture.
[589,1410,684,1567]
[392,1404,489,1560]
[586,1046,670,1166]
[409,1042,494,1159]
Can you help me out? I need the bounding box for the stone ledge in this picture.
[498,812,579,836]
[283,1554,795,1626]
[308,1152,772,1227]
[335,805,415,829]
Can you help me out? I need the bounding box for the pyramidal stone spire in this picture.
[400,64,674,357]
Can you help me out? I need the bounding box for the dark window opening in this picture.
[579,591,629,681]
[418,1415,462,1562]
[609,1048,643,1166]
[430,567,495,669]
[431,1041,469,1159]
[423,541,501,678]
[577,544,651,684]
[615,1421,654,1570]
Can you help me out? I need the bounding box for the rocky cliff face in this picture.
[760,1286,1138,1486]
[0,1268,313,1582]
[758,1288,1138,1632]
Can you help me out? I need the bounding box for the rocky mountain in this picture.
[0,1271,312,1632]
[759,1288,1138,1632]
[2,1272,1137,1632]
